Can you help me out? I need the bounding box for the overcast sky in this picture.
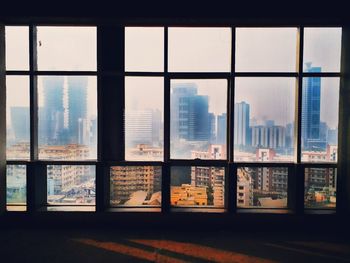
[5,26,341,129]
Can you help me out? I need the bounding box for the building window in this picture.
[3,24,342,213]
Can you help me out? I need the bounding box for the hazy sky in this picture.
[5,26,341,129]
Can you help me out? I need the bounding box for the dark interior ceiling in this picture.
[0,0,349,25]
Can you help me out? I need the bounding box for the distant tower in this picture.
[67,76,88,143]
[302,63,326,150]
[234,102,250,147]
[42,76,64,144]
[217,113,227,145]
[171,83,210,141]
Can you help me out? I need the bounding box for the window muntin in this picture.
[168,27,231,72]
[234,78,296,162]
[301,78,339,163]
[110,166,162,207]
[304,168,337,209]
[303,28,342,72]
[125,27,164,72]
[47,165,95,205]
[171,166,225,208]
[6,165,26,205]
[237,167,288,208]
[235,28,298,72]
[125,77,164,161]
[37,76,97,160]
[6,76,30,160]
[36,26,97,71]
[5,26,29,70]
[170,79,227,160]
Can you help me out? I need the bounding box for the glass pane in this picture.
[303,28,342,72]
[234,78,296,162]
[236,28,297,72]
[301,78,339,162]
[5,26,29,70]
[110,166,162,207]
[168,27,231,72]
[171,166,225,208]
[125,27,164,72]
[125,77,163,161]
[47,165,95,205]
[305,168,337,209]
[6,76,30,160]
[237,167,288,208]
[7,165,26,204]
[37,26,96,71]
[38,76,97,160]
[171,79,227,159]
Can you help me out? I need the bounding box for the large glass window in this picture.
[235,28,297,72]
[47,165,95,205]
[6,165,26,205]
[168,27,231,72]
[303,28,342,72]
[36,26,96,71]
[304,168,337,209]
[110,166,162,207]
[3,25,342,214]
[237,167,288,208]
[125,27,164,72]
[301,78,339,162]
[234,78,296,162]
[125,77,164,161]
[171,166,225,208]
[170,79,227,160]
[6,76,30,160]
[38,76,97,160]
[5,26,29,70]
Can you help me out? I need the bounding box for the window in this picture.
[3,25,342,214]
[110,166,162,207]
[47,165,96,205]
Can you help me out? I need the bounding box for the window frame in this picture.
[3,23,342,215]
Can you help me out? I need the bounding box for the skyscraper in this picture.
[302,63,326,150]
[125,109,161,147]
[42,76,64,144]
[234,101,250,147]
[217,113,227,145]
[171,83,210,142]
[67,76,88,143]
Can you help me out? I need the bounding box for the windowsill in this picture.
[171,207,226,213]
[304,209,336,215]
[237,208,292,214]
[6,205,27,212]
[107,207,161,213]
[38,206,96,212]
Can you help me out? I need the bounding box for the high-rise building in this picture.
[42,76,65,144]
[190,166,225,206]
[125,109,162,147]
[217,113,226,145]
[234,101,250,147]
[110,166,162,205]
[67,76,88,143]
[302,63,326,150]
[171,83,210,142]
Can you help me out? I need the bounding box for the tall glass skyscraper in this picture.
[302,63,326,150]
[171,83,210,142]
[42,76,64,144]
[67,76,88,142]
[234,101,250,147]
